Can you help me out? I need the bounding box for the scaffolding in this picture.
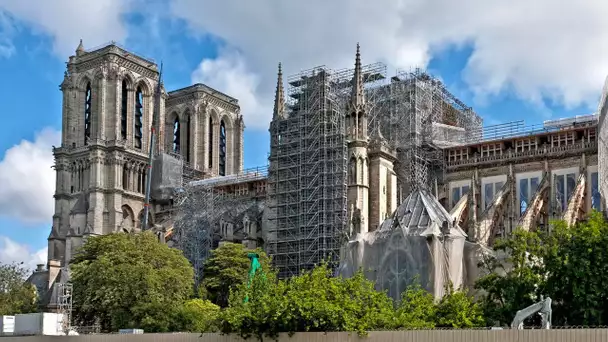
[56,280,73,335]
[377,68,482,199]
[171,167,268,288]
[267,63,482,278]
[267,66,349,278]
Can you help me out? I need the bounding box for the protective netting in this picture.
[173,184,265,288]
[338,189,490,301]
[151,153,183,201]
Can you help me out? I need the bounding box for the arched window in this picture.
[349,158,356,184]
[134,86,143,149]
[122,165,129,191]
[173,116,180,153]
[186,115,191,162]
[208,117,213,168]
[219,120,226,176]
[121,80,128,140]
[140,167,146,194]
[84,82,92,145]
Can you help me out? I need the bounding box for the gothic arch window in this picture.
[134,86,143,149]
[122,164,129,191]
[363,158,369,185]
[357,157,364,184]
[173,115,180,154]
[140,165,147,194]
[186,114,191,163]
[84,82,92,145]
[349,157,357,184]
[121,80,128,140]
[219,120,227,176]
[208,117,214,168]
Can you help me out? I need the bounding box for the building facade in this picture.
[444,115,601,245]
[33,41,244,305]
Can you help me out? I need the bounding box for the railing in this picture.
[461,114,598,144]
[188,165,269,188]
[447,141,597,168]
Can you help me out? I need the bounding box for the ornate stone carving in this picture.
[60,70,74,91]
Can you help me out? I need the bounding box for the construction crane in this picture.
[510,296,552,329]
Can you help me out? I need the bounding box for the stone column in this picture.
[191,107,199,168]
[96,71,107,140]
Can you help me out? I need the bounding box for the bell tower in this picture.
[48,40,163,267]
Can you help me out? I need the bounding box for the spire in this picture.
[351,43,365,108]
[273,62,285,119]
[75,39,85,56]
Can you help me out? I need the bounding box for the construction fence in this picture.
[4,330,608,342]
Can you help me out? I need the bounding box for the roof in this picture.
[376,188,466,239]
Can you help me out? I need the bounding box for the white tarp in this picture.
[338,189,485,301]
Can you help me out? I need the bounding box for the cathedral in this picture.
[28,39,608,308]
[29,41,245,307]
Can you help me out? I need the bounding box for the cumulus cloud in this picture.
[0,128,60,224]
[172,0,608,125]
[191,48,270,129]
[0,236,47,270]
[0,0,135,57]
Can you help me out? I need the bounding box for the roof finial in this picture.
[273,62,285,120]
[351,43,364,108]
[76,39,85,56]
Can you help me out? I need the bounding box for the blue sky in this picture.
[0,0,606,268]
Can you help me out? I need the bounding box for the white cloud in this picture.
[0,10,15,57]
[191,48,270,129]
[0,128,60,224]
[0,236,46,271]
[171,0,608,126]
[0,0,135,58]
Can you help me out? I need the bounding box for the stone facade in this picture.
[47,41,244,270]
[443,116,601,242]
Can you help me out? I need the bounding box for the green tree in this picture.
[220,263,286,340]
[475,229,547,326]
[435,285,485,328]
[0,262,38,315]
[70,232,194,332]
[543,212,608,325]
[173,299,221,332]
[281,264,395,334]
[221,263,397,340]
[394,283,436,329]
[202,243,270,307]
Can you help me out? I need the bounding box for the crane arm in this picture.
[510,297,552,329]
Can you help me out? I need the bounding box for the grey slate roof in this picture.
[376,188,467,239]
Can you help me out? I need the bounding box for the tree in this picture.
[201,243,271,307]
[173,299,221,332]
[435,285,485,328]
[0,262,38,315]
[476,212,608,327]
[394,283,436,329]
[221,263,396,339]
[70,232,194,332]
[475,229,547,326]
[543,212,608,325]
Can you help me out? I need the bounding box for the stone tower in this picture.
[346,44,370,235]
[48,41,164,267]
